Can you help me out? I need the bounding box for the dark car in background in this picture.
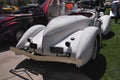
[0,0,50,43]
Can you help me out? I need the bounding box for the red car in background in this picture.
[0,0,50,43]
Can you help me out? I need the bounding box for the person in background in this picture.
[59,0,65,15]
[47,0,61,20]
[115,2,120,23]
[65,1,73,14]
[88,0,94,8]
[77,1,82,8]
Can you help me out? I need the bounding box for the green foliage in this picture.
[0,0,5,7]
[16,0,32,6]
[0,0,33,7]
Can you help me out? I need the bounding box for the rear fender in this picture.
[76,26,100,66]
[99,15,111,35]
[16,25,46,48]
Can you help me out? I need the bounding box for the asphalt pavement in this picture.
[0,43,106,80]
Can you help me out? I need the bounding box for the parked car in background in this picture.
[109,0,120,17]
[104,0,112,8]
[2,6,19,14]
[0,0,50,43]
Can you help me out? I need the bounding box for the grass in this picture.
[100,19,120,80]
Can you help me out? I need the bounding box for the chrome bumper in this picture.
[10,47,82,65]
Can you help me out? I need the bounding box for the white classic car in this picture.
[10,3,111,68]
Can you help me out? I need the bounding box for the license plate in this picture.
[50,47,63,54]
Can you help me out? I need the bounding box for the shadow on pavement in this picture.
[12,54,106,80]
[0,41,16,52]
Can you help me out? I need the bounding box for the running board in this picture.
[10,47,82,65]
